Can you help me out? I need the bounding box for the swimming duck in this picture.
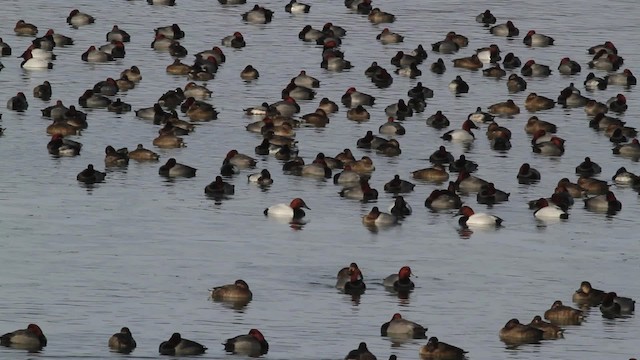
[441,120,477,142]
[605,69,636,86]
[0,37,12,55]
[524,116,557,134]
[343,269,367,295]
[575,157,601,177]
[431,33,459,54]
[389,196,412,217]
[342,87,375,108]
[336,263,362,290]
[209,279,252,302]
[362,207,398,227]
[557,57,581,75]
[381,313,427,339]
[378,28,404,44]
[426,111,450,129]
[499,318,543,344]
[333,165,361,185]
[1,324,47,351]
[458,206,503,228]
[488,99,520,116]
[109,327,136,353]
[128,144,159,161]
[532,198,569,219]
[104,146,129,166]
[285,0,310,13]
[77,164,106,184]
[483,64,506,78]
[383,266,415,292]
[584,191,621,213]
[384,175,414,194]
[224,329,268,356]
[7,92,28,111]
[264,198,309,219]
[159,158,196,178]
[607,93,628,113]
[601,292,635,315]
[448,76,469,94]
[523,30,554,47]
[476,9,496,25]
[521,60,551,76]
[476,183,510,204]
[425,184,462,210]
[452,54,482,70]
[429,146,454,165]
[588,41,617,55]
[489,20,519,36]
[204,176,235,196]
[14,20,38,36]
[419,337,467,359]
[527,315,563,339]
[612,166,639,185]
[475,44,501,63]
[572,281,605,306]
[318,97,339,114]
[613,139,640,158]
[221,32,246,48]
[502,52,521,69]
[379,117,405,135]
[588,52,621,71]
[584,72,608,90]
[368,8,395,24]
[340,178,378,201]
[81,45,113,62]
[454,171,488,193]
[345,342,375,360]
[242,5,274,24]
[449,155,478,173]
[525,93,555,112]
[121,66,142,82]
[47,134,82,156]
[506,73,527,93]
[532,136,565,156]
[544,300,584,325]
[430,58,446,74]
[67,9,94,27]
[159,333,207,356]
[155,24,184,39]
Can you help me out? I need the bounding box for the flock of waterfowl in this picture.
[0,0,638,358]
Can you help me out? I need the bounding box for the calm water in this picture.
[0,0,638,359]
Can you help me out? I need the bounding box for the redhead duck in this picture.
[499,318,543,345]
[106,25,130,43]
[47,134,82,156]
[104,146,129,166]
[248,169,273,186]
[533,198,569,219]
[613,139,640,158]
[588,52,621,71]
[368,8,395,23]
[544,300,584,325]
[342,87,375,108]
[383,266,415,292]
[333,165,361,185]
[506,74,527,93]
[458,205,502,228]
[577,177,608,195]
[426,111,450,129]
[285,0,310,12]
[81,46,113,62]
[209,279,252,302]
[204,176,235,196]
[381,313,426,338]
[431,33,459,54]
[0,37,12,55]
[523,30,554,47]
[590,113,625,131]
[155,24,184,40]
[221,32,246,48]
[557,57,581,75]
[43,30,72,47]
[224,329,268,356]
[429,146,454,164]
[292,70,319,89]
[109,327,136,353]
[441,119,477,142]
[7,92,28,111]
[151,34,173,51]
[605,69,636,86]
[378,28,404,44]
[1,324,47,351]
[389,196,412,217]
[452,54,482,70]
[115,74,135,91]
[425,184,462,210]
[454,171,488,192]
[385,99,412,119]
[336,263,362,289]
[129,144,159,161]
[524,93,555,112]
[395,63,421,78]
[490,20,519,36]
[412,164,449,183]
[31,30,55,50]
[100,40,126,58]
[532,136,565,156]
[528,315,563,339]
[521,60,551,76]
[14,20,38,36]
[419,337,467,359]
[321,52,353,71]
[242,5,274,24]
[159,158,196,178]
[343,268,367,294]
[323,22,347,37]
[584,99,608,115]
[264,198,309,219]
[379,117,405,135]
[525,116,557,134]
[502,52,521,69]
[318,97,338,114]
[195,46,225,64]
[612,167,639,185]
[345,342,375,360]
[483,64,506,78]
[476,9,496,25]
[270,97,300,118]
[79,90,111,108]
[575,157,601,177]
[363,207,397,227]
[517,163,541,183]
[476,183,510,204]
[448,76,469,94]
[340,178,378,201]
[584,72,607,90]
[384,175,414,193]
[449,155,478,173]
[588,41,617,55]
[430,58,446,74]
[159,333,206,356]
[488,99,520,116]
[572,281,605,306]
[300,154,331,178]
[67,9,94,27]
[607,94,628,113]
[93,77,118,96]
[223,150,257,169]
[584,191,621,213]
[186,102,218,122]
[556,178,584,198]
[77,164,106,184]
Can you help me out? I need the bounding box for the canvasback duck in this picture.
[448,76,469,94]
[345,342,376,360]
[224,329,268,357]
[100,40,126,58]
[532,136,565,156]
[7,92,28,111]
[264,198,309,219]
[20,49,53,69]
[558,57,581,75]
[362,206,398,227]
[159,333,207,356]
[300,154,332,178]
[285,0,310,13]
[104,145,129,166]
[159,158,196,178]
[379,117,405,135]
[67,9,95,27]
[499,319,543,345]
[412,164,449,183]
[613,138,640,158]
[476,9,496,25]
[82,46,113,62]
[533,198,569,219]
[506,73,527,92]
[248,169,273,186]
[528,315,563,339]
[441,119,477,142]
[476,182,510,204]
[502,52,521,69]
[454,171,488,192]
[575,157,601,177]
[383,266,415,292]
[155,24,184,39]
[425,185,462,210]
[525,116,557,134]
[14,20,38,36]
[490,20,519,36]
[429,146,454,164]
[521,60,551,76]
[381,313,427,338]
[129,144,159,161]
[458,206,503,228]
[488,99,520,116]
[476,44,501,63]
[525,93,555,112]
[77,164,106,184]
[426,110,450,129]
[242,5,274,24]
[572,281,605,306]
[336,263,362,290]
[340,178,378,201]
[419,337,467,359]
[389,196,412,217]
[270,97,300,117]
[204,176,235,196]
[209,279,252,302]
[612,166,639,185]
[1,324,47,351]
[224,149,257,168]
[47,134,82,156]
[430,58,446,74]
[109,327,136,353]
[449,155,478,173]
[584,191,621,213]
[378,28,404,44]
[384,175,414,193]
[151,34,173,51]
[431,33,459,54]
[605,69,636,86]
[78,90,111,108]
[544,300,584,325]
[368,8,395,24]
[333,164,360,184]
[523,30,554,47]
[195,46,225,64]
[452,54,482,70]
[343,269,367,295]
[299,25,324,42]
[222,32,246,48]
[342,87,375,108]
[45,29,73,47]
[584,72,607,90]
[20,44,55,61]
[391,51,421,68]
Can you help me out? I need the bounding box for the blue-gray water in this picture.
[0,0,638,359]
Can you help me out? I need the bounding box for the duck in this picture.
[532,136,565,156]
[223,150,257,169]
[345,342,375,360]
[264,198,309,220]
[488,99,520,116]
[7,92,28,111]
[441,120,477,142]
[607,93,628,113]
[159,158,196,178]
[77,164,106,184]
[317,98,338,114]
[458,206,502,228]
[412,164,449,183]
[588,41,617,55]
[14,20,38,36]
[572,281,605,306]
[391,51,421,68]
[362,207,398,227]
[476,9,496,25]
[100,40,126,58]
[452,54,482,70]
[379,117,405,135]
[521,60,551,76]
[430,58,446,74]
[221,32,246,48]
[159,333,207,356]
[528,316,563,339]
[383,266,415,292]
[544,300,584,325]
[389,196,412,217]
[368,8,396,24]
[343,269,367,295]
[242,5,274,24]
[340,178,378,201]
[601,292,635,315]
[20,49,53,69]
[67,9,95,27]
[584,191,621,212]
[155,24,184,39]
[104,146,129,166]
[525,116,557,134]
[224,329,269,357]
[32,29,59,49]
[605,68,636,86]
[575,157,601,177]
[246,169,273,186]
[557,57,581,75]
[81,45,113,62]
[381,313,427,338]
[128,144,159,161]
[490,20,519,36]
[483,64,506,78]
[333,165,361,185]
[578,176,609,195]
[612,166,638,185]
[384,175,415,193]
[448,76,469,94]
[285,0,310,13]
[588,52,621,71]
[499,319,543,344]
[377,28,404,44]
[613,139,640,158]
[525,93,555,112]
[342,87,375,108]
[429,146,454,165]
[47,134,82,156]
[0,37,12,55]
[385,99,412,119]
[153,134,185,149]
[476,183,510,204]
[204,176,235,196]
[425,185,462,210]
[121,66,142,82]
[108,327,136,353]
[350,156,376,174]
[0,324,47,350]
[426,111,450,129]
[336,263,361,289]
[584,72,608,90]
[523,30,554,47]
[395,63,421,78]
[506,74,527,93]
[532,198,569,219]
[454,171,488,193]
[431,33,459,54]
[475,44,501,63]
[449,155,478,173]
[42,100,69,119]
[209,279,252,302]
[419,337,467,359]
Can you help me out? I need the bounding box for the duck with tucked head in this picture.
[205,176,235,196]
[489,99,520,116]
[381,313,427,339]
[528,315,563,339]
[389,196,412,217]
[584,191,621,213]
[345,342,376,360]
[489,20,519,37]
[224,329,269,356]
[499,318,543,345]
[77,164,106,184]
[521,60,551,76]
[383,266,415,292]
[476,9,496,25]
[605,68,636,86]
[523,30,554,47]
[362,207,397,227]
[533,198,569,219]
[159,158,196,178]
[476,183,510,204]
[544,300,584,325]
[425,183,462,210]
[209,279,252,303]
[419,337,467,359]
[67,9,95,27]
[517,163,541,184]
[1,324,47,351]
[159,333,207,356]
[108,327,136,353]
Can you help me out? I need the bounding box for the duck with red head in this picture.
[490,20,519,36]
[224,329,269,356]
[362,207,397,227]
[1,323,47,351]
[476,183,510,204]
[523,30,554,47]
[584,191,621,213]
[340,178,378,201]
[159,333,207,356]
[441,119,477,142]
[383,266,415,292]
[425,183,462,210]
[606,68,636,86]
[264,198,309,220]
[336,263,362,289]
[343,268,366,295]
[533,198,569,219]
[458,206,503,228]
[381,313,427,339]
